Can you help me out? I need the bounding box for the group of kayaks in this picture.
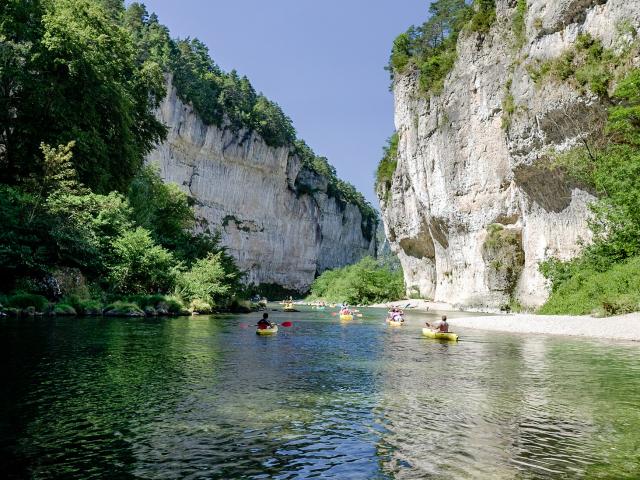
[257,304,459,341]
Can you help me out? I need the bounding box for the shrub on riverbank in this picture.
[104,301,145,317]
[308,257,405,304]
[540,257,640,316]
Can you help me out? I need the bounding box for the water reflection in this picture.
[0,309,639,479]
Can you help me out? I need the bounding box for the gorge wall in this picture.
[146,79,376,292]
[380,0,640,309]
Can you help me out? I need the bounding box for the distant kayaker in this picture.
[257,313,272,329]
[426,315,449,333]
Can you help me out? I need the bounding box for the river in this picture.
[1,307,639,479]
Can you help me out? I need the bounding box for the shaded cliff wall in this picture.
[380,0,640,309]
[147,79,376,292]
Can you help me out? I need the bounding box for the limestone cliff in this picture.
[147,78,376,292]
[380,0,640,309]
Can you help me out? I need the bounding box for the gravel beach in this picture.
[448,313,640,341]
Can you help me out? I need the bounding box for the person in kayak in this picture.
[426,315,449,332]
[257,313,273,329]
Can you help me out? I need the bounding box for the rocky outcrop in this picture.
[380,0,640,309]
[146,78,376,292]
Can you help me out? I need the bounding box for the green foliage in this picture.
[107,227,177,295]
[467,0,497,35]
[0,0,165,192]
[0,185,52,287]
[5,293,49,311]
[189,298,213,314]
[176,252,237,307]
[608,69,640,146]
[128,165,195,249]
[375,132,399,194]
[1,142,240,304]
[388,0,473,94]
[308,257,405,304]
[53,303,77,315]
[540,69,640,314]
[512,0,527,49]
[482,224,524,297]
[103,301,145,316]
[540,257,640,315]
[527,33,631,97]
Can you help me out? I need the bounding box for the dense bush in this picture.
[540,257,640,316]
[107,228,178,295]
[176,252,238,307]
[5,293,49,311]
[308,257,405,304]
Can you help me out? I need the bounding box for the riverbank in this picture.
[367,299,455,311]
[448,313,640,342]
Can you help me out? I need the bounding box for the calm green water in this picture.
[1,307,639,479]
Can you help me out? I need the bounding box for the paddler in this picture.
[426,315,449,332]
[257,313,273,329]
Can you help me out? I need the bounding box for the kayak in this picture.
[388,320,403,327]
[340,314,353,321]
[283,303,296,312]
[256,325,279,335]
[422,328,458,341]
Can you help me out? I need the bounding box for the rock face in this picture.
[380,0,640,310]
[146,78,376,292]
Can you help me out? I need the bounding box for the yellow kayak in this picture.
[283,303,296,312]
[340,314,353,321]
[256,325,279,335]
[422,328,458,341]
[388,320,403,326]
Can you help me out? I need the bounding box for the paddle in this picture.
[240,321,293,328]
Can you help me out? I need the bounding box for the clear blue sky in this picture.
[133,1,429,206]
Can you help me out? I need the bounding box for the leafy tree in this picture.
[128,165,195,249]
[107,227,177,295]
[252,96,296,146]
[309,257,405,304]
[0,185,52,289]
[0,0,165,191]
[176,252,237,306]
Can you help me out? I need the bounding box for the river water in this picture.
[1,307,639,479]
